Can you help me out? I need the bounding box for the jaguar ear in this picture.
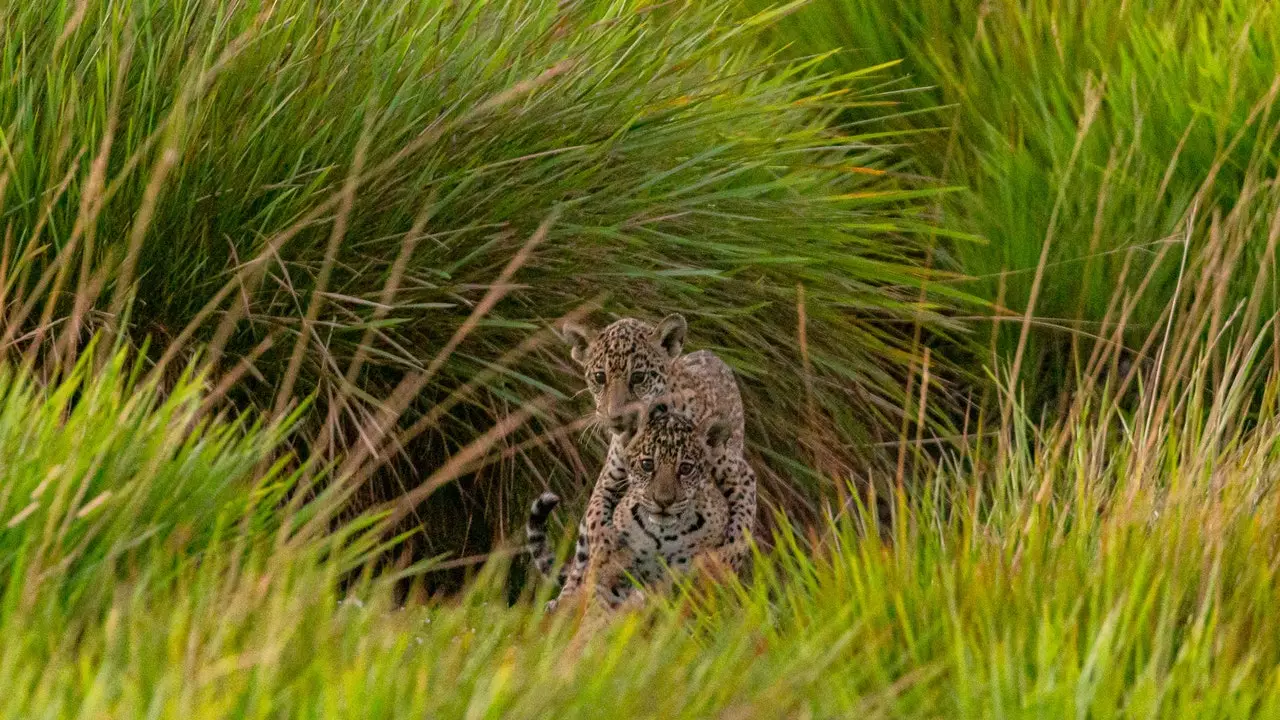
[559,321,595,366]
[651,314,686,359]
[703,417,733,454]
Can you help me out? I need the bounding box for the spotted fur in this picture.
[563,404,737,610]
[534,314,756,610]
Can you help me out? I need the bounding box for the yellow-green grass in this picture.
[7,307,1280,717]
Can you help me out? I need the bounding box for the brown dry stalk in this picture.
[307,193,440,460]
[107,150,178,323]
[66,42,134,371]
[795,282,840,496]
[492,408,606,462]
[797,283,815,427]
[3,150,84,360]
[168,60,573,387]
[25,145,88,357]
[200,329,283,416]
[383,396,553,528]
[346,196,435,386]
[274,213,569,539]
[54,263,111,371]
[913,348,931,468]
[385,297,601,471]
[293,395,554,547]
[51,0,91,57]
[272,120,373,420]
[335,211,560,484]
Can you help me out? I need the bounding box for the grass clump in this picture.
[0,342,343,706]
[0,0,964,563]
[9,324,1280,717]
[759,0,1280,407]
[0,343,303,621]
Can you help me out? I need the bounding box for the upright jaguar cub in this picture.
[525,314,756,608]
[577,402,739,609]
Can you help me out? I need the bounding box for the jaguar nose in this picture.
[651,487,677,510]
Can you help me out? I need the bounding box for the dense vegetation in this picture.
[761,0,1280,405]
[9,318,1280,716]
[3,0,1280,716]
[0,0,960,571]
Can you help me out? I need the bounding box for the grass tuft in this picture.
[760,0,1280,410]
[0,0,964,567]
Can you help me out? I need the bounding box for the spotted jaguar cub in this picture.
[527,314,755,609]
[577,402,739,609]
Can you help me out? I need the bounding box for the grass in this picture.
[0,0,966,567]
[6,0,1280,716]
[759,0,1280,409]
[6,158,1280,716]
[8,297,1280,716]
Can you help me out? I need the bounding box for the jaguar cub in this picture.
[525,314,755,607]
[578,402,736,610]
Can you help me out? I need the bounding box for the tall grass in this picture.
[760,0,1280,409]
[10,265,1280,716]
[2,144,1274,717]
[0,0,964,568]
[13,2,1280,715]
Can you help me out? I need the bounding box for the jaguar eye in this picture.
[592,371,606,385]
[629,371,646,386]
[639,458,654,472]
[678,462,694,476]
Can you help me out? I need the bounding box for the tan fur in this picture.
[558,402,749,611]
[539,315,757,610]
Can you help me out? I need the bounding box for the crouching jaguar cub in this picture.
[567,402,741,610]
[525,314,756,609]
